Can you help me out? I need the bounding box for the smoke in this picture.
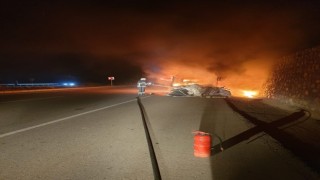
[136,1,320,95]
[1,1,320,93]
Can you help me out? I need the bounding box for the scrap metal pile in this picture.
[168,84,231,97]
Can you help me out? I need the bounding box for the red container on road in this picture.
[193,131,212,157]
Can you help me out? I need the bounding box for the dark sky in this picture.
[1,0,320,87]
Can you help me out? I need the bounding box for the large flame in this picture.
[242,90,258,98]
[144,60,270,98]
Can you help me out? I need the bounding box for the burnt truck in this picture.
[168,84,231,97]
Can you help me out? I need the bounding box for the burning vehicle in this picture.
[168,84,231,97]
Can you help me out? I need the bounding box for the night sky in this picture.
[1,1,320,89]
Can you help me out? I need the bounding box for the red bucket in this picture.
[193,131,212,158]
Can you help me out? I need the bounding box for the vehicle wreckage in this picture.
[168,84,231,97]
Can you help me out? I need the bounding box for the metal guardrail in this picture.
[0,83,61,87]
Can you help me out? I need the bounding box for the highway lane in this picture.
[0,87,138,135]
[0,87,155,179]
[141,96,318,179]
[0,86,318,179]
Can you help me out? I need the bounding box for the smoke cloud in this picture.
[1,1,320,94]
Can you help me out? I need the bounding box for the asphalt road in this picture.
[0,86,319,179]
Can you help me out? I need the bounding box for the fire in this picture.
[242,90,258,98]
[144,60,270,98]
[172,83,181,87]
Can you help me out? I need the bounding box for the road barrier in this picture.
[136,96,162,180]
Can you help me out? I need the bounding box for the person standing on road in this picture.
[137,78,147,96]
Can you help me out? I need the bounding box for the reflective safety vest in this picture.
[137,80,147,87]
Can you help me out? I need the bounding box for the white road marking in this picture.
[0,98,141,138]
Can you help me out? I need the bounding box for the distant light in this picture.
[242,90,258,98]
[62,82,76,87]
